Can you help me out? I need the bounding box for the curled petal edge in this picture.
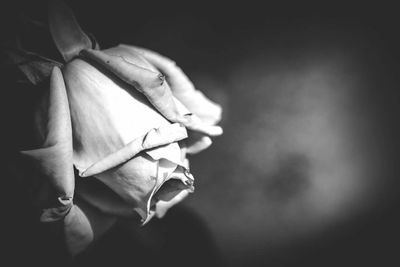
[119,44,222,125]
[141,164,195,225]
[102,46,224,153]
[79,49,222,137]
[80,123,188,177]
[40,196,73,222]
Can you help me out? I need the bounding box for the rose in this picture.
[9,0,222,256]
[62,52,216,222]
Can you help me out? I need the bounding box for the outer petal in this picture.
[154,190,190,218]
[140,159,194,224]
[93,148,195,224]
[80,123,188,177]
[63,199,116,256]
[21,67,74,221]
[110,45,223,154]
[183,131,213,154]
[62,58,174,170]
[119,44,222,125]
[79,49,222,137]
[75,177,138,218]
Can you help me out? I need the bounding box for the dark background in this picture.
[1,1,400,266]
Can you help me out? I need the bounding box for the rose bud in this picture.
[62,56,195,223]
[10,0,223,256]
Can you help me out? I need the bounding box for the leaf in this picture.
[48,0,92,62]
[2,47,62,84]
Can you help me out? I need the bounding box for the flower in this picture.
[62,55,197,222]
[7,0,223,256]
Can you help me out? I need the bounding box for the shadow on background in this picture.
[1,1,400,266]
